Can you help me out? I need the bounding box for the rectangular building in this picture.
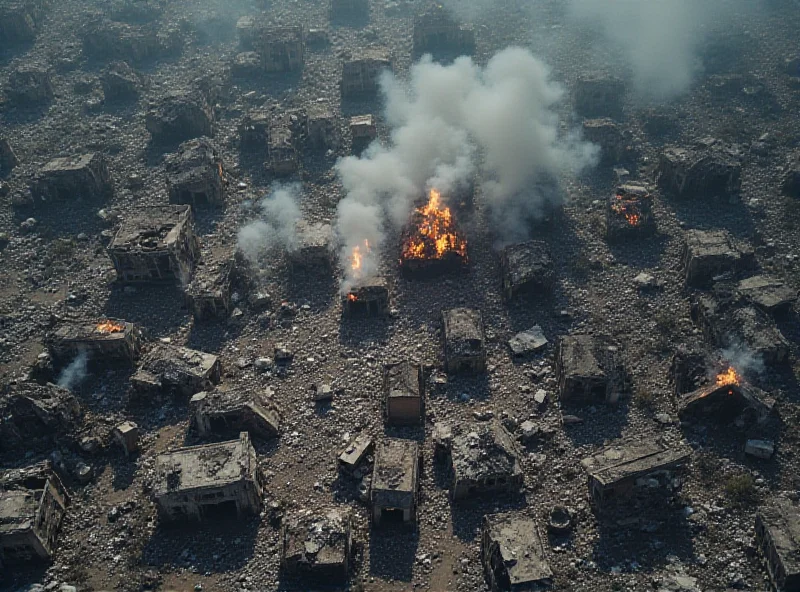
[383,361,424,426]
[48,320,141,366]
[756,498,800,592]
[443,308,486,373]
[499,240,555,300]
[30,153,113,204]
[260,26,305,73]
[132,343,221,397]
[450,422,523,501]
[165,137,225,207]
[371,439,421,527]
[189,389,281,441]
[341,47,392,97]
[481,512,553,592]
[281,507,353,582]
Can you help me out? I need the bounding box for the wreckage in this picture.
[755,497,800,592]
[677,366,775,426]
[499,240,555,300]
[400,189,468,274]
[443,308,487,373]
[29,153,113,205]
[382,361,425,426]
[657,138,744,198]
[605,184,655,241]
[185,250,245,322]
[281,507,353,582]
[0,382,81,450]
[682,228,754,288]
[47,320,142,366]
[132,343,221,397]
[341,47,392,97]
[145,91,214,145]
[481,512,553,592]
[371,439,421,527]
[165,137,225,207]
[555,335,624,405]
[341,277,390,316]
[189,388,281,441]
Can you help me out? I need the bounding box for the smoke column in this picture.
[237,183,302,264]
[57,349,89,391]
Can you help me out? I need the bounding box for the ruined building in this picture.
[371,439,421,527]
[289,221,334,271]
[0,463,69,563]
[101,61,146,102]
[112,421,140,457]
[677,374,775,427]
[29,153,113,205]
[165,137,225,207]
[268,116,299,175]
[499,240,555,300]
[132,343,221,397]
[185,251,244,322]
[349,114,377,153]
[0,383,81,451]
[755,497,800,592]
[443,308,487,373]
[306,102,340,151]
[239,110,271,150]
[338,433,374,476]
[481,512,553,592]
[580,437,692,510]
[6,67,53,106]
[341,48,392,98]
[574,74,625,119]
[606,184,655,241]
[682,228,753,288]
[412,6,475,56]
[657,138,744,198]
[342,277,390,316]
[48,319,142,366]
[737,275,798,315]
[556,335,624,405]
[146,91,214,145]
[108,205,200,285]
[259,26,305,73]
[382,361,425,426]
[82,18,176,64]
[581,118,628,164]
[447,422,523,501]
[281,507,353,582]
[154,432,264,522]
[190,388,281,441]
[1,1,45,46]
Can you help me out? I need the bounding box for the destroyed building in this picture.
[0,1,45,46]
[580,438,693,510]
[737,275,798,315]
[190,388,281,441]
[382,361,424,426]
[657,138,744,198]
[342,277,390,316]
[165,137,225,207]
[442,308,487,373]
[481,512,553,592]
[574,74,625,118]
[47,320,142,366]
[682,228,753,288]
[82,18,175,64]
[306,102,340,151]
[341,48,392,98]
[447,422,524,501]
[268,117,299,176]
[349,114,377,153]
[239,111,271,150]
[153,432,263,521]
[5,67,53,106]
[499,240,555,300]
[185,251,244,322]
[145,92,214,145]
[132,343,221,397]
[412,5,475,56]
[338,433,374,476]
[371,438,421,527]
[258,26,305,73]
[0,463,69,563]
[108,204,200,285]
[755,498,800,592]
[29,153,113,205]
[556,335,624,405]
[606,184,655,241]
[112,421,139,457]
[581,118,628,164]
[677,372,775,426]
[0,139,20,175]
[289,221,334,271]
[400,190,468,274]
[782,150,800,198]
[101,61,146,102]
[0,383,81,451]
[281,507,353,582]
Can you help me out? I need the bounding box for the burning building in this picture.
[108,204,200,285]
[443,308,487,374]
[481,512,553,592]
[401,189,468,274]
[29,153,113,205]
[657,138,744,199]
[0,383,81,451]
[556,335,624,405]
[755,498,800,592]
[189,388,281,441]
[0,462,69,563]
[412,5,475,56]
[605,184,655,241]
[132,343,221,397]
[48,319,142,366]
[371,438,421,527]
[145,91,214,145]
[258,26,305,73]
[737,275,798,315]
[574,74,625,119]
[281,507,353,582]
[382,361,425,426]
[499,240,555,300]
[580,437,692,510]
[153,432,264,522]
[682,228,753,288]
[342,241,390,316]
[165,137,225,207]
[290,221,334,272]
[341,47,392,98]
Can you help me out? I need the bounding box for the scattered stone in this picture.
[508,325,548,356]
[745,439,775,460]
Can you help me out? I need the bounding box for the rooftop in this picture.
[483,513,553,587]
[283,507,350,568]
[758,498,800,575]
[581,438,692,487]
[384,361,421,399]
[40,153,98,173]
[141,344,218,377]
[443,308,484,346]
[0,490,38,536]
[451,422,521,482]
[109,205,192,252]
[372,439,419,494]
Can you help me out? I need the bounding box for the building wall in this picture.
[445,353,486,374]
[386,397,422,425]
[452,471,521,501]
[157,480,260,521]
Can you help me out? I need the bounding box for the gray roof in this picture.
[581,438,692,487]
[483,512,553,587]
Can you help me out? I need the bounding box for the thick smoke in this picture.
[335,47,597,290]
[237,183,302,264]
[57,349,88,391]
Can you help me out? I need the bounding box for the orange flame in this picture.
[716,366,740,387]
[401,189,468,262]
[347,294,358,302]
[611,191,644,227]
[96,321,125,334]
[350,240,370,272]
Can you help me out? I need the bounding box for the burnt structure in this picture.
[677,379,775,426]
[342,277,389,316]
[782,150,800,198]
[0,139,20,175]
[6,67,53,106]
[682,229,753,288]
[574,74,625,118]
[145,92,214,145]
[737,275,798,315]
[185,252,241,322]
[382,361,424,426]
[289,221,334,271]
[306,102,340,150]
[268,116,299,175]
[101,61,146,102]
[605,184,655,241]
[349,114,376,152]
[190,389,281,440]
[132,343,221,397]
[108,205,200,285]
[281,507,353,582]
[412,5,475,56]
[371,439,421,527]
[500,240,555,300]
[556,336,623,405]
[481,512,553,592]
[580,438,692,510]
[755,498,800,592]
[448,422,523,501]
[0,383,80,451]
[582,118,628,164]
[165,137,225,207]
[154,432,263,522]
[657,138,744,198]
[443,308,487,373]
[29,153,113,205]
[341,48,392,98]
[48,320,142,366]
[259,26,305,73]
[0,463,69,563]
[338,433,374,475]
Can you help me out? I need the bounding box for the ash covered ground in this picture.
[2,0,800,590]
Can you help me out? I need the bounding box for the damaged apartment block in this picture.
[132,343,221,397]
[657,138,744,198]
[606,184,655,241]
[341,47,392,98]
[165,137,225,207]
[500,240,555,300]
[481,512,553,592]
[48,319,142,367]
[289,221,334,271]
[574,74,625,119]
[268,113,299,175]
[382,361,425,426]
[755,497,800,592]
[185,251,244,322]
[443,308,487,373]
[682,228,753,288]
[146,91,214,145]
[190,388,281,441]
[0,382,81,451]
[108,205,200,285]
[371,438,421,527]
[581,118,629,164]
[0,462,69,563]
[29,153,113,205]
[281,507,353,582]
[259,26,305,73]
[412,5,475,56]
[154,432,263,522]
[349,114,377,153]
[556,335,624,405]
[581,437,693,510]
[342,277,390,316]
[306,102,340,151]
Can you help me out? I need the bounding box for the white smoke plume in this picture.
[719,343,766,380]
[335,47,598,291]
[57,349,89,391]
[237,183,302,264]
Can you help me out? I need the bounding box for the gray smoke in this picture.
[237,183,302,264]
[57,349,89,391]
[719,343,765,380]
[335,47,598,290]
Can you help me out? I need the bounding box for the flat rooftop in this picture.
[110,205,192,252]
[373,439,419,493]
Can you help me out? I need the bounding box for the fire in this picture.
[347,294,358,302]
[350,240,370,273]
[401,189,468,263]
[716,366,740,387]
[611,191,642,227]
[96,320,125,333]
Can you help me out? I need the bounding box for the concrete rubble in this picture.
[189,388,281,440]
[507,325,548,357]
[165,137,226,207]
[481,512,553,592]
[132,343,221,397]
[281,507,352,582]
[657,138,744,198]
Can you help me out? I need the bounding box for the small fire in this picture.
[401,189,467,263]
[350,240,370,274]
[217,163,223,178]
[716,366,740,387]
[347,294,359,302]
[96,321,125,334]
